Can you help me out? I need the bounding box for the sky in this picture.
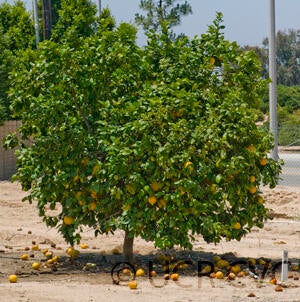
[2,0,300,47]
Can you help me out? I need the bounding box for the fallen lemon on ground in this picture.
[32,262,40,270]
[8,275,18,283]
[20,254,29,261]
[80,243,89,249]
[215,271,224,279]
[136,268,145,277]
[31,245,39,251]
[128,280,137,289]
[171,273,179,281]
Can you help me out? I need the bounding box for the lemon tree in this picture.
[6,12,281,262]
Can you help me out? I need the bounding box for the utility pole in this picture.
[97,0,102,17]
[42,0,52,40]
[33,0,39,47]
[269,0,278,160]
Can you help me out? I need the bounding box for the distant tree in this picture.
[135,0,192,38]
[252,29,300,86]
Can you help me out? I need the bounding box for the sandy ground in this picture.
[0,181,299,302]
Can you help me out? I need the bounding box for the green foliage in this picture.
[0,1,35,122]
[51,0,98,42]
[6,12,281,250]
[260,85,300,114]
[279,119,300,146]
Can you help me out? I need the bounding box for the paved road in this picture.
[278,152,300,187]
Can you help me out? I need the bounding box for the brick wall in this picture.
[0,120,21,180]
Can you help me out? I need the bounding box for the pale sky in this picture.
[2,0,300,47]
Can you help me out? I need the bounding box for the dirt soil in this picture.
[0,181,299,302]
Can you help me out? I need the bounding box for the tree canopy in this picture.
[5,10,282,261]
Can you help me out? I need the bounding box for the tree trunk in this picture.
[123,230,134,264]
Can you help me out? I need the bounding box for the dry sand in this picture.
[0,181,299,302]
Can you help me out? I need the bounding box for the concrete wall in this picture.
[0,120,21,180]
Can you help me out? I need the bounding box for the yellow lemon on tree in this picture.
[184,161,193,172]
[148,196,157,205]
[249,175,256,183]
[89,202,97,211]
[247,145,256,152]
[260,158,268,166]
[90,191,98,199]
[233,222,241,230]
[257,196,264,204]
[248,186,257,194]
[63,216,74,225]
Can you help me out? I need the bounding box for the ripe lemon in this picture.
[67,247,80,258]
[247,145,256,152]
[136,268,145,277]
[149,270,157,277]
[233,222,241,230]
[90,191,98,199]
[41,248,48,255]
[260,158,268,166]
[184,161,193,172]
[257,196,264,204]
[231,265,241,274]
[32,262,40,270]
[249,175,256,183]
[63,216,74,225]
[128,280,137,289]
[148,196,157,205]
[20,254,29,261]
[52,256,59,263]
[248,186,257,194]
[215,271,224,279]
[171,273,179,281]
[31,245,39,251]
[80,243,89,249]
[228,272,236,280]
[45,251,53,259]
[8,275,18,283]
[89,202,97,211]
